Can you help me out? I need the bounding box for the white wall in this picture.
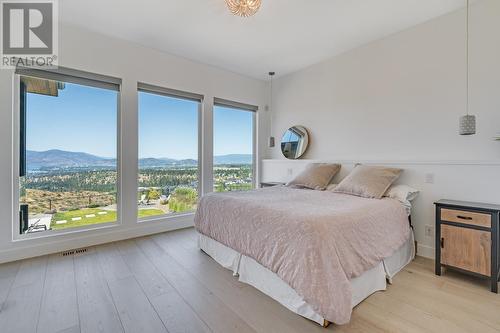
[267,0,500,161]
[263,0,500,258]
[0,23,266,263]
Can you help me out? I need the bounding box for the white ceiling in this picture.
[60,0,466,80]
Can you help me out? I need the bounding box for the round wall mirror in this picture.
[281,126,309,159]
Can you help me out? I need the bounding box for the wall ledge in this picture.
[262,159,500,166]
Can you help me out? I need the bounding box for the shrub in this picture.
[169,187,197,213]
[147,188,161,201]
[88,203,101,208]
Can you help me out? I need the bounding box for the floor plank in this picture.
[106,275,168,333]
[116,239,211,333]
[136,236,256,333]
[0,256,47,332]
[386,269,500,332]
[95,242,133,283]
[37,254,79,333]
[0,260,20,310]
[95,243,168,333]
[0,227,499,333]
[74,250,124,333]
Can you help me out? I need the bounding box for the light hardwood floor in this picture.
[0,227,499,333]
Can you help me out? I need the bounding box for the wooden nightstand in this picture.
[435,200,500,293]
[260,182,285,188]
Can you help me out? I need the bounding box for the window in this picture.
[213,98,256,192]
[16,67,120,235]
[138,83,201,220]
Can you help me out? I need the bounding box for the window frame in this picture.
[136,82,204,222]
[12,67,122,241]
[213,98,258,191]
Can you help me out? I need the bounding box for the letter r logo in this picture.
[2,2,53,54]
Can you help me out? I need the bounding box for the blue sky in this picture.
[213,105,253,157]
[138,91,198,159]
[27,83,118,158]
[26,82,253,160]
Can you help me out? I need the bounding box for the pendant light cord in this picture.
[466,0,470,116]
[269,72,275,136]
[270,75,273,130]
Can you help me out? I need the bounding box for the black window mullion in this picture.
[19,81,26,177]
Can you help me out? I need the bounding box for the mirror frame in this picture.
[280,125,309,159]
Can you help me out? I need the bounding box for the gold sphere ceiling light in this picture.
[225,0,261,17]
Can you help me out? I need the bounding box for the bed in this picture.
[194,185,414,327]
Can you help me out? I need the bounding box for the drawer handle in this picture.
[440,237,444,248]
[456,215,473,220]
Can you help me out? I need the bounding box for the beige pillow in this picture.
[286,163,341,190]
[333,165,403,199]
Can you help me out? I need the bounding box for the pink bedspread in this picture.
[194,186,410,324]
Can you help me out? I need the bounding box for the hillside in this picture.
[27,149,251,169]
[27,150,115,169]
[214,154,252,165]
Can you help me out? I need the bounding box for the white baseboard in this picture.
[417,243,435,259]
[0,217,194,264]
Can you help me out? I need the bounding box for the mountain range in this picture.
[26,149,252,170]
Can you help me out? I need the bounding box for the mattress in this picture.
[198,230,415,326]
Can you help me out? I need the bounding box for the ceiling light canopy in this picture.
[225,0,261,17]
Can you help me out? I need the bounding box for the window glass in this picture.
[19,76,118,234]
[138,91,199,219]
[213,105,254,192]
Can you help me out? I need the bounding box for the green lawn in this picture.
[51,208,164,230]
[138,208,167,219]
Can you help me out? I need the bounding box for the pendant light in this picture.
[459,0,476,135]
[225,0,262,17]
[268,71,276,147]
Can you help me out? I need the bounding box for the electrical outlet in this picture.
[424,225,433,237]
[424,173,435,184]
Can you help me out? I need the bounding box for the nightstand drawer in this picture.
[440,208,491,228]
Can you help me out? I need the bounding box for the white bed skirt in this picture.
[197,231,415,326]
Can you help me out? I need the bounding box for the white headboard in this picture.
[261,159,500,258]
